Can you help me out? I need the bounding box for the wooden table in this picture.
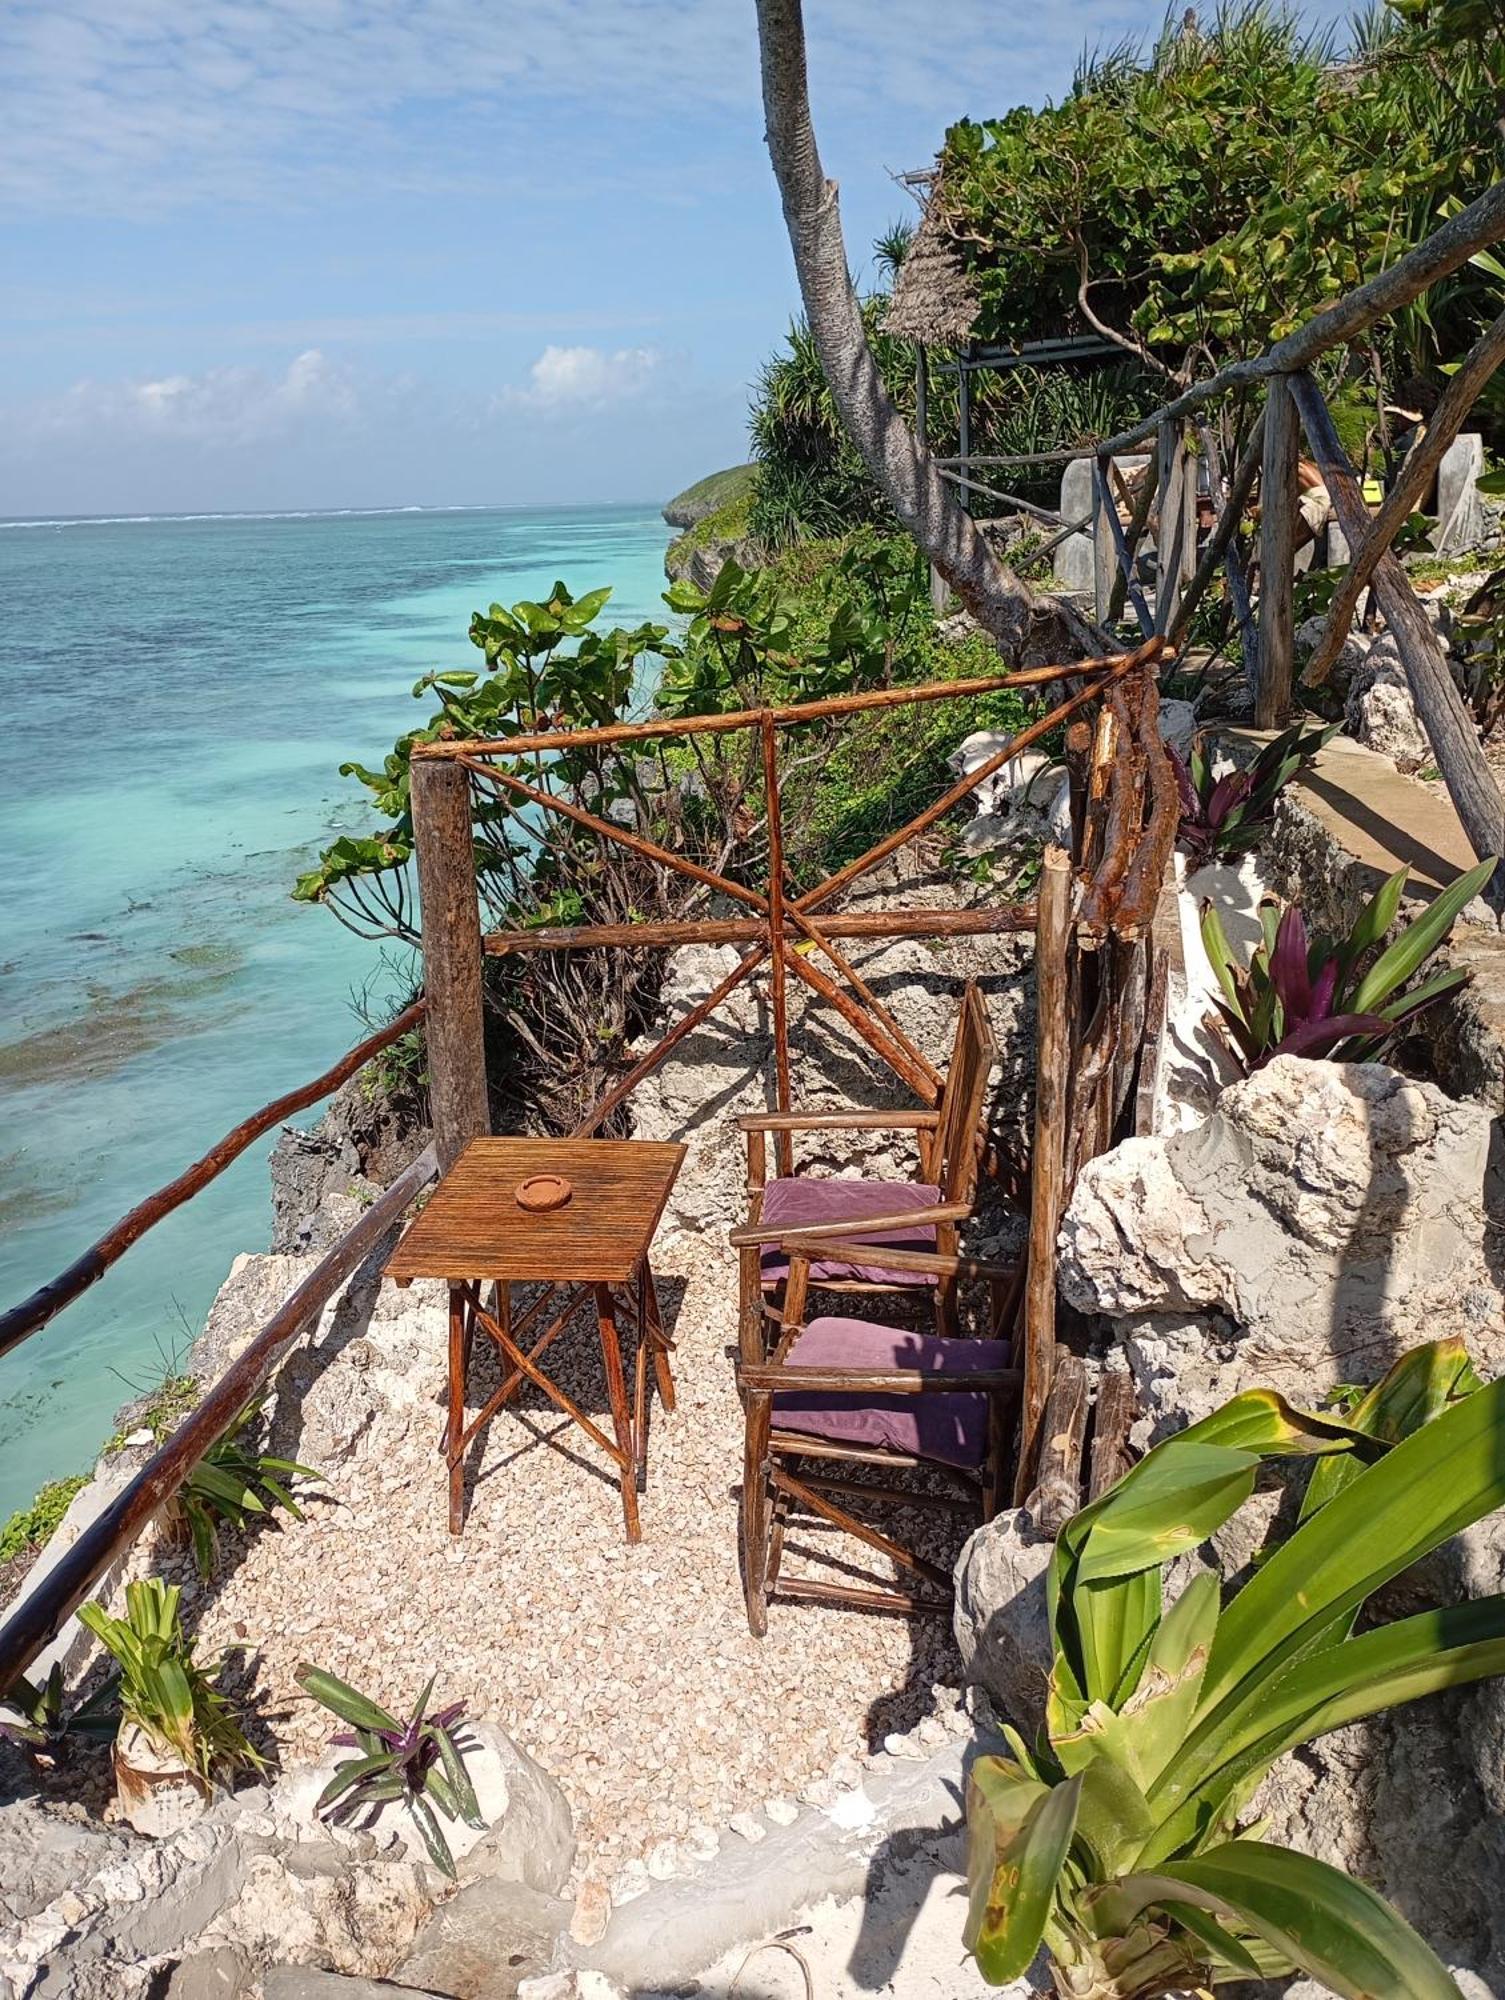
[385,1137,686,1542]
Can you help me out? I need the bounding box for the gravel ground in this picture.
[148,864,1035,1887]
[177,1245,969,1884]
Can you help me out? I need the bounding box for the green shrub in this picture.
[966,1340,1505,1997]
[0,1476,87,1565]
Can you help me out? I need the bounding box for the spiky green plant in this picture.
[173,1398,321,1579]
[0,1661,119,1764]
[966,1343,1505,1997]
[78,1579,259,1781]
[296,1665,483,1880]
[1200,854,1495,1068]
[1171,718,1337,866]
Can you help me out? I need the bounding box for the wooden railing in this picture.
[927,180,1505,888]
[0,1147,438,1693]
[0,999,427,1359]
[0,1005,435,1696]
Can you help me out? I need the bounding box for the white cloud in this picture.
[500,344,665,411]
[16,349,364,448]
[0,0,1214,219]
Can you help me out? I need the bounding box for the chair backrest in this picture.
[934,981,997,1204]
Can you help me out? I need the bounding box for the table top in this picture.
[384,1136,687,1286]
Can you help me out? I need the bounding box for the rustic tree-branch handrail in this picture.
[1303,307,1505,686]
[0,1144,439,1698]
[410,653,1140,762]
[0,998,429,1359]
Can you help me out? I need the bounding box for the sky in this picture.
[0,0,1356,518]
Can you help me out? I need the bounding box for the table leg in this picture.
[594,1284,641,1545]
[632,1292,648,1494]
[447,1285,468,1536]
[641,1260,676,1414]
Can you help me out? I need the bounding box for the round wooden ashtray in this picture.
[515,1173,573,1214]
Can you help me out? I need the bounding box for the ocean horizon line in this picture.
[0,498,662,531]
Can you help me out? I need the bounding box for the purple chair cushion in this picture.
[757,1177,943,1287]
[772,1316,1011,1471]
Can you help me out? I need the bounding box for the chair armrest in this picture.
[736,1110,941,1134]
[738,1359,1021,1394]
[728,1202,972,1249]
[780,1236,1019,1283]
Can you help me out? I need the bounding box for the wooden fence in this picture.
[0,638,1176,1694]
[932,181,1505,891]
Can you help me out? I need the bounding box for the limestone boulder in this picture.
[272,1721,573,1895]
[951,1509,1054,1733]
[1343,633,1433,769]
[1059,1057,1505,1422]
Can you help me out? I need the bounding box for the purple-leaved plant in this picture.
[296,1664,482,1879]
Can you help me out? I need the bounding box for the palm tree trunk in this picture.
[753,0,1102,665]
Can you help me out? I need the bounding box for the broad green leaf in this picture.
[436,1724,483,1827]
[1301,1339,1483,1522]
[1349,855,1496,1016]
[1070,1443,1260,1584]
[1195,1374,1505,1733]
[296,1665,401,1736]
[1200,900,1247,1020]
[316,1751,393,1813]
[1162,1594,1505,1830]
[1153,1842,1463,2000]
[1335,865,1408,983]
[965,1773,1080,1983]
[407,1791,459,1880]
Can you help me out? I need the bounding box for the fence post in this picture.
[1015,843,1071,1504]
[1257,375,1300,726]
[1091,455,1118,624]
[1154,420,1191,634]
[411,759,490,1170]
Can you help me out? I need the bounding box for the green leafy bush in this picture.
[937,1,1501,402]
[966,1343,1505,1996]
[0,1475,87,1565]
[78,1580,260,1781]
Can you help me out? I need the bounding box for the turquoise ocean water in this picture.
[0,504,671,1518]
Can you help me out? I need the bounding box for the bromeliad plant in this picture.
[0,1661,119,1766]
[1199,852,1495,1068]
[296,1665,483,1881]
[1169,719,1336,867]
[78,1579,260,1782]
[966,1342,1505,1999]
[171,1399,321,1579]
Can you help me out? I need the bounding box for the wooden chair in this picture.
[729,981,998,1349]
[735,1237,1022,1632]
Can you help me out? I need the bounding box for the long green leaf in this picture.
[1335,865,1408,984]
[295,1665,400,1735]
[1349,855,1496,1016]
[407,1791,458,1880]
[965,1772,1080,1983]
[316,1751,393,1813]
[1301,1338,1483,1523]
[1197,1372,1505,1725]
[436,1723,483,1828]
[1154,1595,1505,1843]
[1153,1842,1462,2000]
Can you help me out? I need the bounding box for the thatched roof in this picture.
[884,177,980,348]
